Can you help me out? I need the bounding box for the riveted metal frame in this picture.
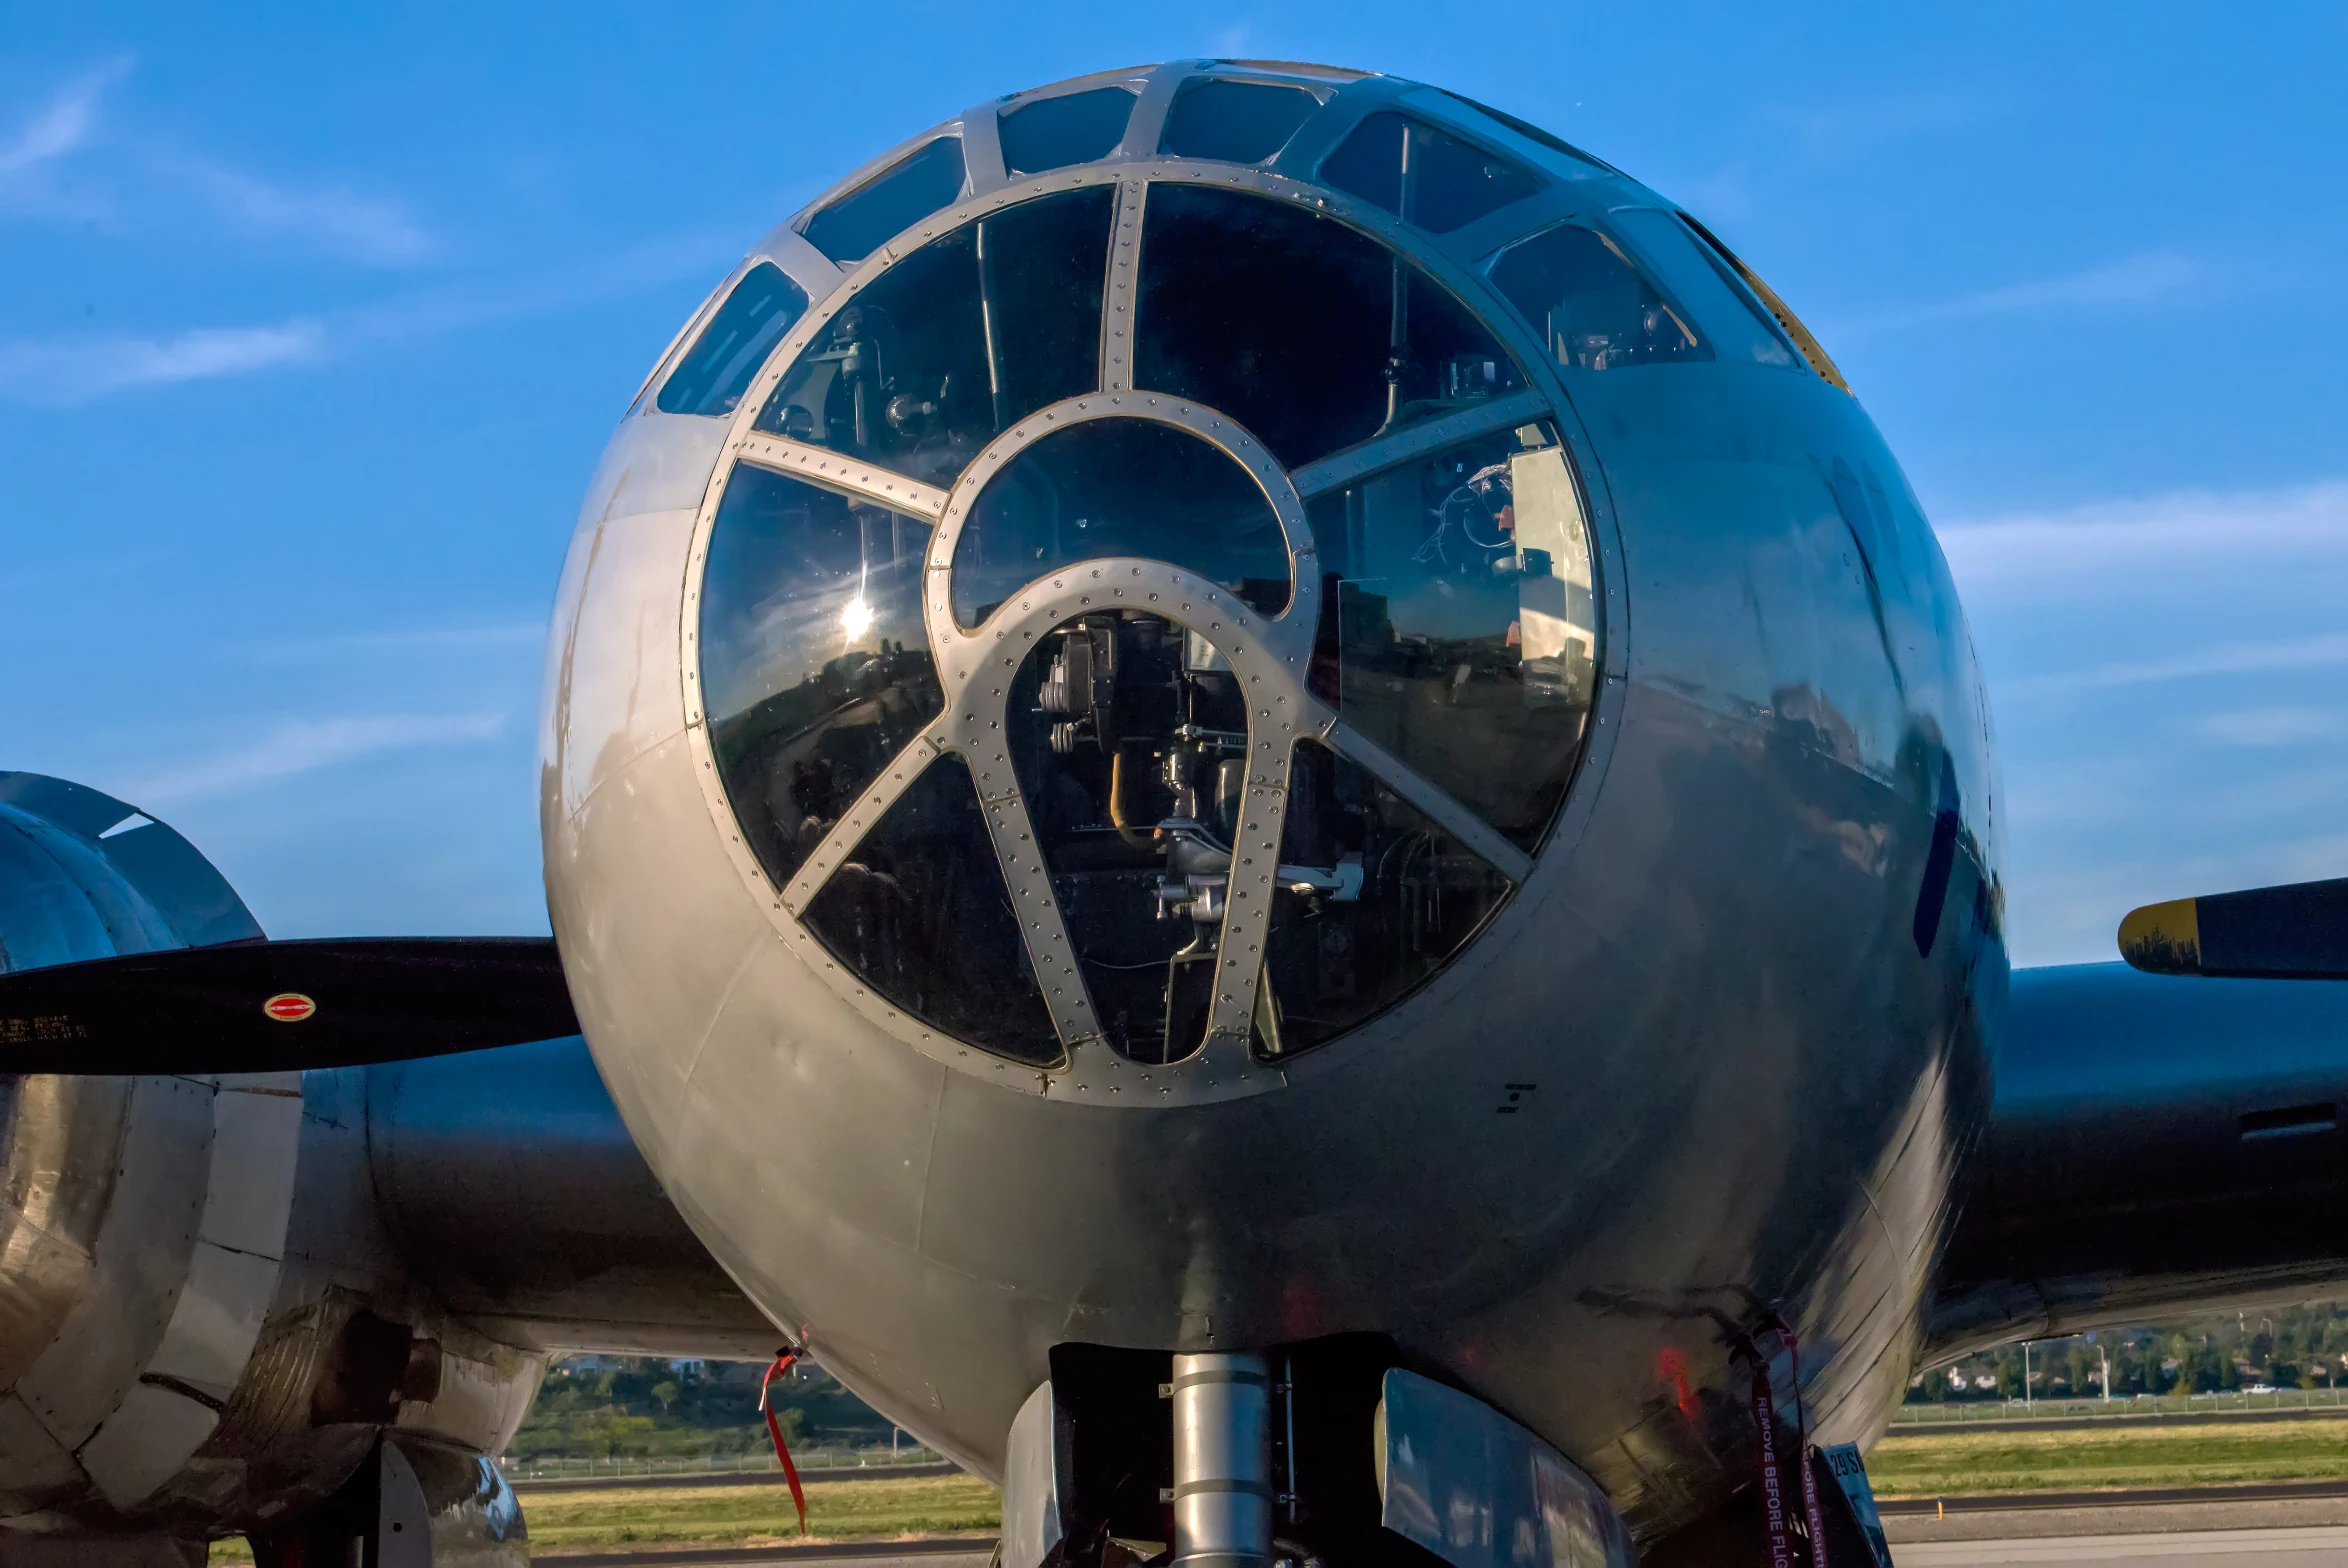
[787,117,979,257]
[1320,722,1535,884]
[733,431,952,519]
[1288,386,1549,499]
[907,394,1327,1054]
[1102,181,1146,391]
[675,106,1637,1103]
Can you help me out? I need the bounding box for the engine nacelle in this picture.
[0,774,774,1560]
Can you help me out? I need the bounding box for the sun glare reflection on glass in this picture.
[840,596,875,640]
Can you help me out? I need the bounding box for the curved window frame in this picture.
[680,138,1625,1098]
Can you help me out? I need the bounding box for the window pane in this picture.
[657,262,811,416]
[1256,738,1516,1057]
[1134,185,1522,468]
[1159,79,1318,163]
[1488,223,1706,371]
[1436,92,1615,178]
[803,753,1064,1067]
[1001,87,1135,174]
[802,137,969,265]
[949,418,1290,627]
[1320,112,1540,235]
[758,187,1112,488]
[1305,427,1598,851]
[1003,610,1256,1064]
[1607,208,1797,370]
[700,467,942,891]
[1678,209,1850,391]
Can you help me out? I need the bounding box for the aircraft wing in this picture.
[1931,878,2348,1360]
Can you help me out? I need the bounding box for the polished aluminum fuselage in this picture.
[541,64,2003,1541]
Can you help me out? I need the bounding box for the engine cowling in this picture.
[0,774,775,1556]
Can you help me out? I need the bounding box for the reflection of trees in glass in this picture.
[711,641,941,894]
[1306,427,1598,852]
[802,755,1063,1067]
[699,467,941,892]
[1257,740,1515,1058]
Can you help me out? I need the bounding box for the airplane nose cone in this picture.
[684,171,1604,1087]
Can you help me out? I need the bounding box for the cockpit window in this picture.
[758,187,1112,487]
[802,137,970,265]
[1436,92,1616,178]
[1000,87,1136,174]
[1319,112,1540,234]
[1257,738,1516,1056]
[657,262,811,417]
[1305,426,1598,851]
[1158,79,1319,163]
[1676,209,1851,392]
[1607,208,1798,370]
[1488,223,1705,371]
[1134,185,1522,468]
[802,752,1065,1067]
[700,467,942,892]
[949,419,1291,627]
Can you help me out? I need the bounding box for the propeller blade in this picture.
[0,938,579,1074]
[2118,877,2348,980]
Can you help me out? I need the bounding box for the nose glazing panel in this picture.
[949,419,1292,629]
[758,188,1115,488]
[693,118,1616,1081]
[699,468,942,893]
[800,751,1064,1066]
[1303,425,1598,853]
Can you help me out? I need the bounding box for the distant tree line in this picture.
[1912,1300,2348,1402]
[511,1355,898,1460]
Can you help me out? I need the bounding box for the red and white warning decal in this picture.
[262,993,317,1023]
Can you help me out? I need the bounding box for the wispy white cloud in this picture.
[244,622,545,662]
[0,320,324,404]
[2194,706,2348,748]
[172,157,436,265]
[1938,478,2348,589]
[1768,86,2008,155]
[3,62,434,263]
[1827,250,2199,340]
[2004,631,2348,697]
[0,545,175,596]
[339,231,732,339]
[2008,831,2348,965]
[0,230,729,406]
[0,59,128,183]
[129,712,507,804]
[1924,251,2198,321]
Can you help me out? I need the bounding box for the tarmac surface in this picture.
[529,1487,2348,1566]
[1896,1525,2348,1566]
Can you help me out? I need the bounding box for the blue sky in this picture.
[2,2,2343,965]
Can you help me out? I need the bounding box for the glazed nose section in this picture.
[695,412,1606,1080]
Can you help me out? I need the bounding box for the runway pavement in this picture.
[1897,1525,2348,1567]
